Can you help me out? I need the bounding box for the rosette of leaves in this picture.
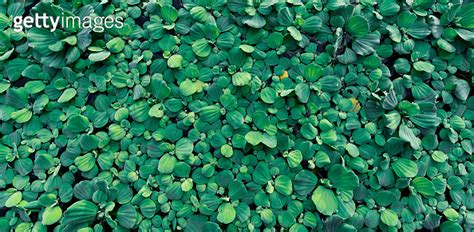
[340,14,381,57]
[25,3,93,68]
[227,0,276,29]
[311,164,359,218]
[0,3,25,61]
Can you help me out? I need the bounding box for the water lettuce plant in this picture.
[0,0,473,231]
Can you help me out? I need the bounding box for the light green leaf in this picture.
[10,108,32,123]
[232,72,251,86]
[88,51,110,62]
[288,26,302,41]
[392,158,418,178]
[5,191,22,207]
[168,54,183,68]
[217,203,236,224]
[245,131,263,146]
[275,175,293,196]
[381,209,399,227]
[413,61,435,73]
[311,186,338,216]
[58,88,77,103]
[192,38,211,58]
[42,206,62,225]
[412,177,436,196]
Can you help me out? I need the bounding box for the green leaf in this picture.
[412,177,436,196]
[413,61,435,73]
[0,80,10,93]
[253,163,271,185]
[437,39,456,53]
[337,48,357,64]
[62,200,98,225]
[10,108,32,123]
[229,181,247,200]
[158,154,176,174]
[454,79,470,101]
[346,16,369,36]
[353,34,380,56]
[381,209,399,227]
[24,81,45,94]
[243,14,266,28]
[5,191,22,207]
[286,150,303,168]
[431,151,447,162]
[175,138,194,157]
[387,25,401,43]
[239,44,254,53]
[458,3,474,29]
[266,33,284,49]
[179,79,197,96]
[42,206,62,225]
[413,0,435,9]
[440,221,463,232]
[304,65,324,81]
[192,38,211,58]
[274,175,293,196]
[245,131,263,146]
[407,22,431,39]
[278,7,294,26]
[311,186,338,216]
[161,4,178,23]
[117,204,137,229]
[374,190,398,207]
[301,16,322,33]
[394,58,411,73]
[168,54,183,68]
[190,6,210,23]
[409,114,441,128]
[294,170,318,196]
[199,105,221,123]
[150,78,171,100]
[260,208,275,224]
[443,208,460,221]
[261,133,277,148]
[412,83,436,100]
[260,87,277,104]
[327,0,348,10]
[380,0,400,16]
[328,164,359,190]
[399,124,421,150]
[106,37,125,53]
[217,203,236,224]
[392,158,418,178]
[232,72,251,86]
[295,83,310,103]
[58,88,77,103]
[288,26,303,41]
[74,153,95,172]
[108,124,126,140]
[88,51,110,62]
[129,100,149,122]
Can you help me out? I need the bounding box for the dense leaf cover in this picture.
[0,0,473,231]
